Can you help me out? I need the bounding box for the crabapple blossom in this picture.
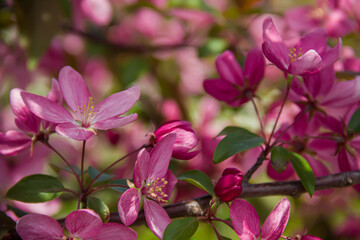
[214,167,243,202]
[203,48,265,107]
[229,197,290,240]
[153,120,200,160]
[16,209,137,240]
[118,133,177,239]
[21,66,140,141]
[262,17,342,76]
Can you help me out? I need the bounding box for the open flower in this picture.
[118,133,177,239]
[203,48,265,107]
[21,66,140,141]
[16,209,137,240]
[230,198,290,240]
[262,17,341,76]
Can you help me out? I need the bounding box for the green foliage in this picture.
[13,0,64,69]
[121,57,150,87]
[88,166,114,183]
[110,179,129,193]
[348,107,360,135]
[213,127,264,164]
[198,38,228,57]
[6,174,64,203]
[270,146,290,172]
[178,170,214,196]
[163,217,199,240]
[87,197,110,222]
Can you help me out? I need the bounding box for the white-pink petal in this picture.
[21,92,74,123]
[92,114,138,130]
[92,86,140,122]
[148,133,176,181]
[16,213,64,240]
[118,188,141,226]
[55,122,94,141]
[262,198,290,240]
[92,223,137,240]
[133,149,151,188]
[144,198,171,239]
[229,199,260,240]
[65,209,102,238]
[59,66,91,113]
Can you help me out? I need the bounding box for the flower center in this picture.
[145,177,169,203]
[74,97,99,127]
[288,47,303,63]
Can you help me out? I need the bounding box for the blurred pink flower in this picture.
[203,48,265,107]
[262,17,342,76]
[118,134,177,239]
[80,0,113,26]
[16,209,137,240]
[22,66,140,141]
[230,198,290,240]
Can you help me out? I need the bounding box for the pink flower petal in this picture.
[92,86,140,122]
[0,130,31,155]
[289,50,322,75]
[244,48,265,87]
[10,88,41,133]
[262,198,290,240]
[92,223,137,240]
[65,209,102,238]
[215,50,244,85]
[203,79,241,103]
[55,122,94,141]
[148,133,176,180]
[81,0,113,26]
[58,66,91,113]
[144,198,171,239]
[118,188,141,226]
[338,148,359,172]
[295,28,327,54]
[133,149,151,188]
[92,114,138,130]
[46,78,62,104]
[21,92,74,123]
[229,199,261,240]
[162,169,178,201]
[16,213,64,240]
[322,77,360,107]
[321,38,342,69]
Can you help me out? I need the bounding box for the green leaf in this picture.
[50,163,81,175]
[348,107,360,135]
[88,166,114,183]
[110,179,129,193]
[178,170,214,196]
[270,146,290,172]
[198,38,228,57]
[87,197,110,223]
[14,0,64,69]
[288,151,315,197]
[336,71,360,80]
[163,217,199,240]
[6,174,64,203]
[213,127,264,164]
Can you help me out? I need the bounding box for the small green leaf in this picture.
[348,108,360,134]
[270,146,290,172]
[50,163,81,175]
[219,235,232,240]
[121,57,149,87]
[178,170,214,196]
[87,197,110,223]
[110,179,129,193]
[198,38,228,57]
[88,166,114,182]
[214,127,264,164]
[6,174,64,203]
[288,151,315,196]
[163,217,199,240]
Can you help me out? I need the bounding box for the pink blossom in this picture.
[153,120,200,160]
[229,198,290,240]
[16,209,137,240]
[214,168,243,202]
[203,48,265,107]
[0,79,62,155]
[262,17,342,76]
[21,66,140,141]
[80,0,113,26]
[118,133,177,239]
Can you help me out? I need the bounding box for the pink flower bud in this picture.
[301,235,322,240]
[154,120,199,160]
[214,168,243,202]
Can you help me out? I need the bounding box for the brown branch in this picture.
[61,25,197,54]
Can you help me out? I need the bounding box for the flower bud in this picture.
[154,120,199,160]
[214,168,243,202]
